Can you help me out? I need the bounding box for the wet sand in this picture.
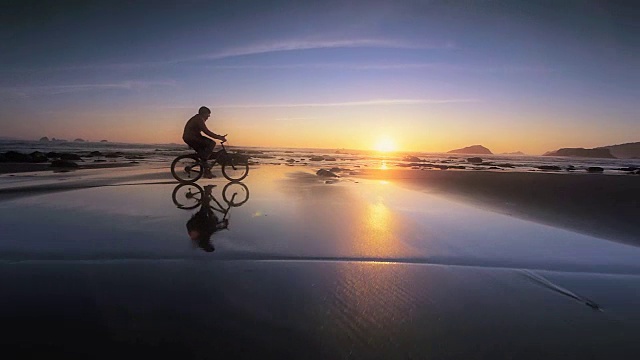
[355,168,640,247]
[0,161,139,174]
[1,165,639,358]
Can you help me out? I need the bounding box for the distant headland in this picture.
[544,142,640,159]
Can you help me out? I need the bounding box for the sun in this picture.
[374,138,397,153]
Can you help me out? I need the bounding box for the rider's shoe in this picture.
[203,171,216,179]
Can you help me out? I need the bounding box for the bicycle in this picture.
[170,139,249,182]
[171,181,249,213]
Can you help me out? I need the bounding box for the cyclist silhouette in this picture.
[182,106,227,178]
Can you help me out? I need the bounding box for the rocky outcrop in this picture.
[403,156,422,162]
[74,138,85,142]
[39,136,50,142]
[447,145,492,155]
[316,169,339,177]
[543,148,615,158]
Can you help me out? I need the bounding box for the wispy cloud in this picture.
[194,38,452,61]
[1,37,452,72]
[0,80,176,97]
[215,98,480,109]
[195,62,552,74]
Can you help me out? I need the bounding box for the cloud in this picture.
[194,38,451,61]
[196,62,552,74]
[0,80,176,96]
[215,98,480,109]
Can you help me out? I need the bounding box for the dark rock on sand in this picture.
[2,151,32,162]
[467,157,483,164]
[60,153,82,161]
[50,160,79,168]
[29,151,49,163]
[537,165,562,171]
[543,147,615,159]
[46,152,60,158]
[448,145,493,155]
[587,167,604,173]
[89,151,103,156]
[403,156,422,162]
[100,139,108,142]
[310,156,324,161]
[317,169,339,177]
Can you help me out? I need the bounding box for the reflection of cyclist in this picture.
[186,185,228,252]
[182,106,227,178]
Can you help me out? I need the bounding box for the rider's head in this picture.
[198,106,211,118]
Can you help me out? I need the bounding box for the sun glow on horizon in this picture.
[374,137,397,153]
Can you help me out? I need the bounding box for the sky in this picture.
[0,0,638,154]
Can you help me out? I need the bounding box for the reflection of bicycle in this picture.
[172,182,250,210]
[171,140,249,182]
[174,182,249,253]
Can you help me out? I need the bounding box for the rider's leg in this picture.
[205,139,217,160]
[202,139,217,178]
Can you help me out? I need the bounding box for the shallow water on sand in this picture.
[1,166,639,275]
[1,165,639,358]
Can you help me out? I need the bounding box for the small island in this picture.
[447,145,493,155]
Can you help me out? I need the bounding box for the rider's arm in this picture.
[199,120,225,141]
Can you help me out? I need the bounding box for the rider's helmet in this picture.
[198,106,211,116]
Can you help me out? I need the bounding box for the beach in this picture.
[1,163,639,358]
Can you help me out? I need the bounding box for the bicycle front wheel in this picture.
[171,154,203,182]
[222,156,249,181]
[222,181,249,207]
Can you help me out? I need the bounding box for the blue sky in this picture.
[0,0,637,153]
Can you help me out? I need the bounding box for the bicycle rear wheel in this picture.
[171,183,204,209]
[222,155,249,181]
[171,154,203,182]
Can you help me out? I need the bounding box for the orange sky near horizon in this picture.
[11,103,635,156]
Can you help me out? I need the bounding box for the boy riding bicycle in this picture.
[182,106,226,178]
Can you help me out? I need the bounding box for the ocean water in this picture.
[1,139,638,175]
